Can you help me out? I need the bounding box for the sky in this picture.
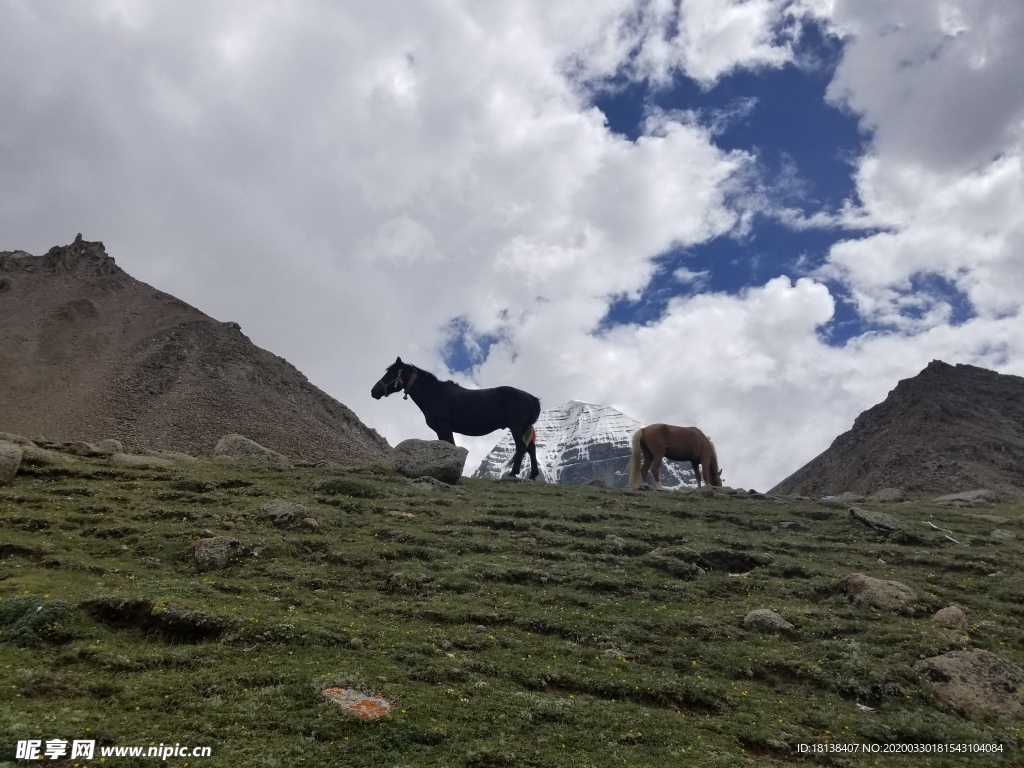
[2,0,1023,491]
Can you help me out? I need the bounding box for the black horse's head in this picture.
[371,357,411,399]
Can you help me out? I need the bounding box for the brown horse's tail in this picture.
[707,440,723,487]
[627,428,645,486]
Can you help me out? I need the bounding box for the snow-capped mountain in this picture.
[472,401,695,487]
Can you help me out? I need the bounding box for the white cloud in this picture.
[2,0,1023,492]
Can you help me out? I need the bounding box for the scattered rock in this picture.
[217,519,237,530]
[0,440,23,485]
[63,441,106,457]
[869,487,908,503]
[260,500,307,527]
[743,609,794,634]
[915,650,1024,719]
[388,511,416,519]
[143,449,200,465]
[301,517,318,530]
[605,535,629,552]
[193,537,249,570]
[94,439,124,455]
[213,434,289,468]
[841,573,918,612]
[321,687,392,720]
[933,606,968,629]
[391,439,468,484]
[0,432,35,447]
[989,529,1016,541]
[934,489,998,504]
[109,453,175,469]
[849,506,905,533]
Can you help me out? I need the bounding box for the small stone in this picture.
[301,517,318,530]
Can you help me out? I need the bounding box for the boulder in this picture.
[213,434,289,468]
[849,506,905,533]
[934,489,998,504]
[391,439,467,484]
[915,650,1024,719]
[841,573,917,612]
[0,440,23,485]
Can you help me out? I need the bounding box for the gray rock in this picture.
[193,537,249,570]
[990,528,1016,541]
[933,605,968,629]
[143,449,200,465]
[869,487,908,502]
[213,434,289,468]
[94,439,124,455]
[849,506,905,533]
[63,441,105,457]
[109,453,175,469]
[743,609,794,634]
[391,439,468,484]
[0,432,35,447]
[841,573,917,612]
[933,489,998,504]
[915,650,1024,719]
[0,440,23,485]
[260,500,307,527]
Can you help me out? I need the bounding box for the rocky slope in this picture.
[770,360,1024,499]
[473,400,694,487]
[0,236,390,463]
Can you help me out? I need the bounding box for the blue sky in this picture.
[2,1,1023,489]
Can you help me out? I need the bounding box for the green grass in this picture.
[1,454,1022,767]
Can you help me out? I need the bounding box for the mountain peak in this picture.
[473,401,694,487]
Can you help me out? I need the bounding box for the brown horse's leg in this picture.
[690,460,702,488]
[651,455,664,489]
[640,454,653,487]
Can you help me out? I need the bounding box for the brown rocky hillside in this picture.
[0,236,390,463]
[770,360,1024,499]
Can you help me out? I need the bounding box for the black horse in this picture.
[371,357,541,479]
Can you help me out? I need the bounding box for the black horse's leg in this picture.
[509,434,525,477]
[433,427,456,445]
[527,437,539,479]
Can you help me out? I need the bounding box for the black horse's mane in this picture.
[403,362,457,387]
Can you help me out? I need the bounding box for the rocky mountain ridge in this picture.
[770,360,1024,499]
[0,236,390,464]
[473,400,694,487]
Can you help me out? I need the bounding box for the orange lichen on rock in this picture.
[321,687,392,720]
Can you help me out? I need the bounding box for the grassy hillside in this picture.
[1,452,1022,767]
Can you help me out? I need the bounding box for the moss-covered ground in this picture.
[1,453,1022,767]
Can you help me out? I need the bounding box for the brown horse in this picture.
[627,423,723,489]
